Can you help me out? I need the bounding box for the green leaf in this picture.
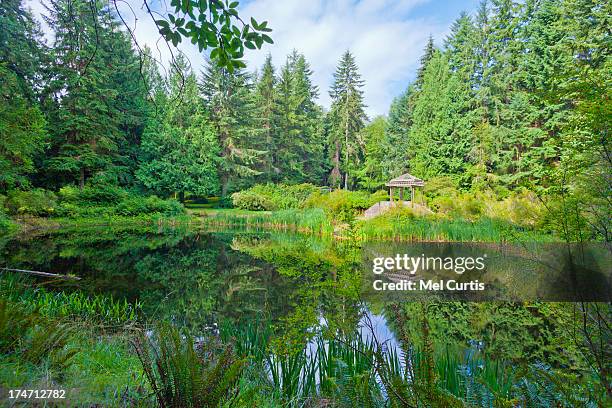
[156,20,170,29]
[262,34,273,44]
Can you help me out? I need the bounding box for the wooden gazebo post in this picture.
[385,173,425,209]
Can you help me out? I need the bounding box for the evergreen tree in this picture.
[382,86,414,179]
[274,58,301,182]
[200,58,264,196]
[292,54,326,184]
[272,51,325,184]
[327,50,367,189]
[415,35,436,89]
[356,116,388,191]
[408,51,471,181]
[0,0,45,98]
[0,65,47,191]
[137,57,219,200]
[0,0,47,191]
[43,0,146,189]
[255,54,276,181]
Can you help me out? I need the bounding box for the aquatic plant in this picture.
[1,273,141,325]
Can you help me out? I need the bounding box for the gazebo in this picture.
[386,173,425,207]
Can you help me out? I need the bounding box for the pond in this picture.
[1,225,609,347]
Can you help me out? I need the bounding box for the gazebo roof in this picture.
[386,173,425,187]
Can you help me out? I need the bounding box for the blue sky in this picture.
[26,0,482,116]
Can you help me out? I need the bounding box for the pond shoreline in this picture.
[2,211,558,244]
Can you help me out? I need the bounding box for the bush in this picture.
[5,189,58,216]
[304,189,383,222]
[231,183,320,211]
[115,196,183,216]
[76,184,128,205]
[231,190,276,211]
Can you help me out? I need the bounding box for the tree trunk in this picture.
[344,103,350,190]
[330,140,342,189]
[79,167,85,190]
[221,174,229,199]
[179,191,185,202]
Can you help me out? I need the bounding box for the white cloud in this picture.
[25,0,450,116]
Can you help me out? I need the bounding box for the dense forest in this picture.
[0,0,610,241]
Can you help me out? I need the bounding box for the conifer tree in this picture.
[43,0,147,189]
[200,59,264,196]
[137,56,219,200]
[415,35,436,90]
[255,54,276,180]
[382,86,414,179]
[0,0,47,191]
[327,50,367,189]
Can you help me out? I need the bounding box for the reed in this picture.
[199,208,334,235]
[358,216,551,242]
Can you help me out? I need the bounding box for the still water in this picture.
[1,225,610,340]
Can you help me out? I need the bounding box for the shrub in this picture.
[115,196,183,216]
[231,183,320,211]
[232,190,277,211]
[303,189,381,222]
[77,184,128,205]
[5,189,58,216]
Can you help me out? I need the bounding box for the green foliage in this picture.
[4,189,58,216]
[327,50,368,189]
[201,58,265,195]
[52,185,184,218]
[1,275,141,325]
[231,183,319,211]
[304,189,382,222]
[133,323,244,407]
[137,56,220,199]
[0,65,47,192]
[156,0,272,72]
[0,299,76,367]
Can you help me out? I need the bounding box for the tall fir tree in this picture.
[255,54,276,181]
[382,86,414,179]
[408,51,472,182]
[0,0,47,191]
[327,50,367,189]
[415,35,436,90]
[43,0,147,189]
[200,58,264,196]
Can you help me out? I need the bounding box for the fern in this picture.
[133,323,244,407]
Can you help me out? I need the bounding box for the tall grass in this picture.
[199,208,334,235]
[220,316,582,407]
[358,215,551,242]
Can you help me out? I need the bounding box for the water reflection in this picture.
[0,227,610,345]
